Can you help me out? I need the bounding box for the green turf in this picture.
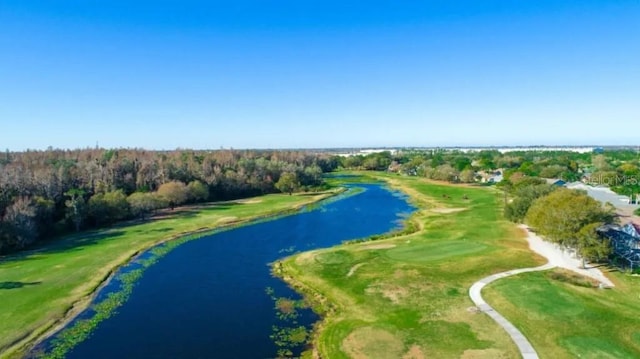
[484,270,640,358]
[315,250,354,265]
[0,192,333,358]
[281,173,640,358]
[562,337,636,359]
[385,240,490,263]
[281,173,540,358]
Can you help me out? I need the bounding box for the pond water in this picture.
[37,183,414,358]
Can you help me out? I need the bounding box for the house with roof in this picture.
[622,222,640,240]
[544,178,566,187]
[478,170,503,184]
[598,224,640,269]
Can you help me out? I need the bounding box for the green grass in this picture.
[385,241,490,263]
[483,269,640,358]
[281,173,541,358]
[0,192,334,358]
[282,174,640,358]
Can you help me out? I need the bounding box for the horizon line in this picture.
[4,144,640,153]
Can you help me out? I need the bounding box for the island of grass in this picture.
[278,173,640,358]
[0,191,337,359]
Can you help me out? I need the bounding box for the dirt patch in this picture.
[403,345,426,359]
[216,216,238,224]
[460,348,509,359]
[233,199,263,204]
[295,251,316,265]
[366,283,409,304]
[393,269,420,279]
[347,263,366,277]
[358,243,397,250]
[547,268,600,288]
[342,327,404,359]
[430,207,466,214]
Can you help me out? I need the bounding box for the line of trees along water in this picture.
[3,147,638,254]
[0,148,339,253]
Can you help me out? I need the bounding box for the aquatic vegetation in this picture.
[266,287,313,357]
[38,234,205,359]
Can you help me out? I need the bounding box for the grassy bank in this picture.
[280,174,541,358]
[0,191,335,359]
[483,269,640,358]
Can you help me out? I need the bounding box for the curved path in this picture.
[469,225,616,358]
[468,262,555,359]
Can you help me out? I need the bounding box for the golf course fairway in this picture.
[279,174,640,358]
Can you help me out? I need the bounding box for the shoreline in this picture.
[274,178,421,358]
[4,190,341,359]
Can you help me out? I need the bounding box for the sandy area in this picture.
[520,224,615,287]
[216,216,238,223]
[347,263,366,277]
[358,243,396,250]
[430,207,466,214]
[232,199,263,204]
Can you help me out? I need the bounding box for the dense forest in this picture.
[0,148,339,253]
[2,146,639,254]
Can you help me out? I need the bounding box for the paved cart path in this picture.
[468,225,614,359]
[469,263,554,359]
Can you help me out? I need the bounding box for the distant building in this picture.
[336,148,398,157]
[478,170,503,183]
[454,146,596,154]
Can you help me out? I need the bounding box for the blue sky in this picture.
[1,1,639,150]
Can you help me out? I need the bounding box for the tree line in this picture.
[502,176,615,267]
[341,148,640,197]
[338,149,591,183]
[0,148,339,253]
[343,148,637,266]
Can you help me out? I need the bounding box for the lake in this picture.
[36,183,414,358]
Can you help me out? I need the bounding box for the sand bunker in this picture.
[216,216,238,223]
[342,327,404,359]
[234,199,263,204]
[347,263,366,277]
[430,207,466,214]
[358,243,397,250]
[402,345,426,359]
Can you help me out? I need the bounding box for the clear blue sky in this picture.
[1,1,639,150]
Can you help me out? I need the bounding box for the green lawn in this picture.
[281,174,541,358]
[0,192,333,358]
[483,269,640,358]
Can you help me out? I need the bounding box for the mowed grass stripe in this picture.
[385,241,490,263]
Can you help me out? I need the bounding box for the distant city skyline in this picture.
[1,1,639,151]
